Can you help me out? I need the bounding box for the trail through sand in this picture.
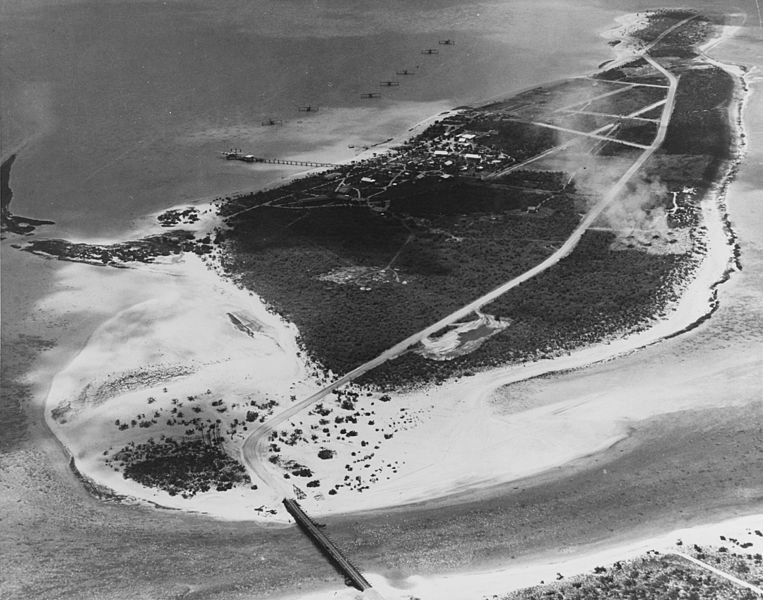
[40,15,743,523]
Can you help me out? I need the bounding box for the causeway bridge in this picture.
[282,498,372,592]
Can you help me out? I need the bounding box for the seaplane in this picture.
[297,105,319,112]
[396,69,416,76]
[421,48,439,55]
[379,81,400,87]
[360,92,381,99]
[221,149,242,160]
[261,118,283,126]
[438,39,455,45]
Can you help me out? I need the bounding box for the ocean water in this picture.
[1,2,761,597]
[1,0,625,239]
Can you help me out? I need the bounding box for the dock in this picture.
[259,157,339,168]
[282,498,372,592]
[221,151,338,168]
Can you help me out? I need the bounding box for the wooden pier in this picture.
[221,151,338,168]
[260,157,338,168]
[282,498,372,592]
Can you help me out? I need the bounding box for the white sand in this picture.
[267,139,738,518]
[35,11,745,523]
[32,98,465,521]
[38,254,325,519]
[40,142,736,521]
[598,12,649,65]
[279,514,763,600]
[240,15,743,520]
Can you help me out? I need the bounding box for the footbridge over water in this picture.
[282,498,372,592]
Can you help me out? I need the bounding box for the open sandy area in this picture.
[38,252,324,519]
[37,13,749,525]
[283,514,763,600]
[2,6,761,600]
[37,149,734,522]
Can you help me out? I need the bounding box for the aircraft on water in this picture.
[438,39,455,45]
[396,69,416,75]
[421,48,439,55]
[297,105,319,112]
[261,118,283,126]
[360,92,382,99]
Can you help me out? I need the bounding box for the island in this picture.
[16,5,746,540]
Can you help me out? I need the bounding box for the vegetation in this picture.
[1,154,55,236]
[157,207,200,227]
[629,9,726,48]
[216,7,736,388]
[387,177,547,216]
[687,539,763,588]
[501,553,760,600]
[469,119,557,162]
[221,172,581,375]
[15,7,730,395]
[108,437,250,498]
[663,67,735,161]
[360,230,694,388]
[18,231,212,266]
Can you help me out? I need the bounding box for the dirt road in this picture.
[241,49,680,496]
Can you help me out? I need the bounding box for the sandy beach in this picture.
[2,3,761,599]
[281,514,763,600]
[34,10,750,526]
[35,253,317,518]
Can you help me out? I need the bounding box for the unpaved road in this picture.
[241,48,680,496]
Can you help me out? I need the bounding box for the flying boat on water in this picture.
[297,105,319,112]
[396,69,416,75]
[421,48,439,55]
[261,118,283,126]
[438,39,455,45]
[360,92,381,99]
[379,81,400,87]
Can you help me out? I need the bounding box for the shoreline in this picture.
[0,154,55,236]
[280,512,763,600]
[2,6,760,600]
[311,17,762,600]
[59,105,463,248]
[117,13,629,248]
[38,253,322,520]
[34,10,750,524]
[229,12,748,521]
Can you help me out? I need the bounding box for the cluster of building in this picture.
[314,112,517,206]
[402,113,514,174]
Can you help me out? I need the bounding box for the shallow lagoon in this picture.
[2,0,622,237]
